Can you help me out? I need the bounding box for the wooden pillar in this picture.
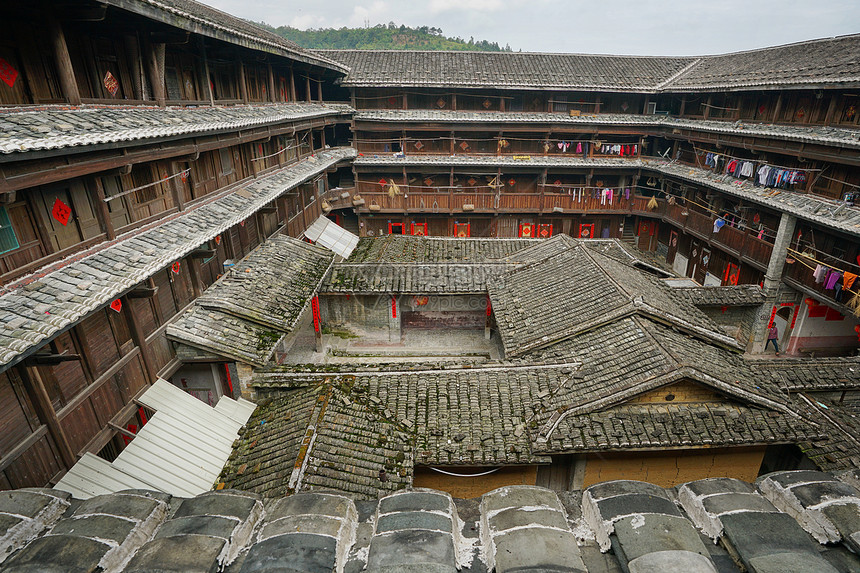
[321,128,326,149]
[678,95,686,116]
[186,256,203,298]
[703,95,712,119]
[169,163,186,212]
[499,96,505,112]
[199,38,215,105]
[317,79,323,102]
[771,94,783,123]
[267,64,277,103]
[238,60,248,103]
[485,296,492,340]
[539,168,547,214]
[350,88,356,109]
[18,365,76,469]
[88,177,116,241]
[451,92,457,111]
[402,93,407,110]
[121,295,157,382]
[305,76,312,102]
[824,91,839,124]
[595,95,601,114]
[144,40,166,106]
[49,18,81,106]
[289,68,297,102]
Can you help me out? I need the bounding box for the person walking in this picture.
[765,324,780,356]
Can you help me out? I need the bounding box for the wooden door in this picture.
[694,246,711,284]
[667,230,679,265]
[34,185,84,251]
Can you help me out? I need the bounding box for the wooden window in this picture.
[132,166,158,204]
[0,206,20,254]
[219,147,233,176]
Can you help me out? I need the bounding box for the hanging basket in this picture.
[553,206,564,213]
[352,194,365,207]
[369,203,381,212]
[321,200,331,212]
[647,196,659,211]
[462,204,475,212]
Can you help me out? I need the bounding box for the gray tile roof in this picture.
[527,315,806,440]
[323,35,860,91]
[542,402,822,454]
[195,236,333,332]
[167,306,286,366]
[355,109,860,150]
[4,480,856,572]
[672,285,766,306]
[0,102,352,155]
[488,242,730,357]
[670,34,860,91]
[751,357,860,392]
[0,147,355,372]
[317,49,697,91]
[344,235,535,263]
[106,0,348,73]
[800,399,860,473]
[166,236,333,366]
[354,154,860,238]
[322,262,519,294]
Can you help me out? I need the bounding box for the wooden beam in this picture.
[306,75,312,102]
[199,38,215,106]
[23,354,81,366]
[48,18,81,106]
[238,60,248,104]
[121,295,157,383]
[267,63,277,103]
[185,255,203,298]
[127,285,158,299]
[189,247,217,259]
[17,365,76,468]
[289,67,297,102]
[88,177,116,241]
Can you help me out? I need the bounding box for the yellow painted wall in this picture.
[413,466,538,499]
[582,446,766,488]
[629,380,723,404]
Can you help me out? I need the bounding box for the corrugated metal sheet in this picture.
[55,379,256,499]
[304,215,359,259]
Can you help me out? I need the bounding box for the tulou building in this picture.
[1,1,860,571]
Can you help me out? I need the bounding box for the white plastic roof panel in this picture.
[54,453,160,500]
[304,215,359,259]
[54,380,257,499]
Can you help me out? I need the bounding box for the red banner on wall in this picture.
[311,296,320,333]
[0,57,18,88]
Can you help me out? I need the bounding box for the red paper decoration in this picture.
[378,178,387,187]
[103,70,119,96]
[214,235,221,245]
[0,57,18,88]
[110,299,122,313]
[51,198,72,226]
[171,261,181,274]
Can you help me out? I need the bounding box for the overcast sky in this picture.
[204,0,860,55]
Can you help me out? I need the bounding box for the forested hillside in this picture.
[259,22,512,51]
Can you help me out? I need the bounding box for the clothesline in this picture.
[104,169,190,202]
[693,145,824,173]
[788,246,860,277]
[789,250,859,301]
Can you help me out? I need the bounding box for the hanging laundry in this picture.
[713,219,726,233]
[740,161,754,177]
[813,264,827,283]
[575,142,582,154]
[844,272,858,290]
[835,283,844,302]
[625,188,630,200]
[825,270,844,290]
